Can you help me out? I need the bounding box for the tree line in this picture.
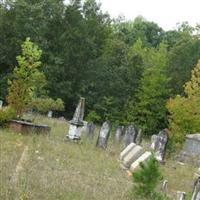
[1,0,200,136]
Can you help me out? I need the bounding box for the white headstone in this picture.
[130,151,152,172]
[122,145,143,168]
[120,143,136,161]
[0,100,3,109]
[47,110,53,118]
[177,191,186,200]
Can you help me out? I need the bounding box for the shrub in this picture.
[7,38,46,117]
[167,59,200,149]
[132,156,164,200]
[86,110,101,123]
[0,106,16,125]
[31,97,64,114]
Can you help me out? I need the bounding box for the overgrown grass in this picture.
[0,116,131,200]
[0,115,198,199]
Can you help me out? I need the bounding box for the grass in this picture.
[0,116,131,200]
[0,115,198,200]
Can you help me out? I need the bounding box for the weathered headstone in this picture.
[86,122,95,142]
[192,177,200,200]
[178,134,200,165]
[96,121,111,149]
[120,143,136,161]
[183,134,200,155]
[130,151,152,172]
[114,126,124,144]
[47,110,53,118]
[122,145,143,168]
[151,129,168,162]
[135,128,143,145]
[162,180,168,193]
[124,124,137,148]
[177,191,186,200]
[66,97,85,140]
[0,100,3,109]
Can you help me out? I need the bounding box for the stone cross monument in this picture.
[66,97,85,140]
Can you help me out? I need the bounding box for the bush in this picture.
[132,156,164,200]
[86,110,101,123]
[0,106,16,125]
[167,59,200,149]
[31,97,64,114]
[7,38,46,117]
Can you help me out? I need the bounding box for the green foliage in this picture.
[31,98,64,114]
[0,106,16,125]
[126,43,170,136]
[86,110,101,123]
[167,60,200,149]
[132,156,164,200]
[7,38,46,116]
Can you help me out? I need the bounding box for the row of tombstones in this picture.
[85,121,143,149]
[87,120,168,163]
[162,177,200,200]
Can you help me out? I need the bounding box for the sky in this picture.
[97,0,200,31]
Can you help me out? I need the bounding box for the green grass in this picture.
[0,115,198,200]
[0,116,131,200]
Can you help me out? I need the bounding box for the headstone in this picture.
[130,151,152,172]
[151,129,168,162]
[192,177,200,200]
[66,97,85,140]
[135,128,143,145]
[178,134,200,165]
[122,145,143,168]
[0,100,3,109]
[162,180,168,193]
[183,134,200,155]
[177,191,186,200]
[96,121,111,149]
[47,110,53,118]
[120,143,137,161]
[86,122,95,142]
[114,126,124,144]
[124,124,137,148]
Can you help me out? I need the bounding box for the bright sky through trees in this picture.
[98,0,200,30]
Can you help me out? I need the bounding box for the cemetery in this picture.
[1,1,200,200]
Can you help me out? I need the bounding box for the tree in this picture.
[132,156,165,200]
[127,43,170,136]
[7,38,46,116]
[167,59,200,149]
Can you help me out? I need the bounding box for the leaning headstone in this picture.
[122,145,143,168]
[192,177,200,200]
[135,128,143,145]
[151,129,168,162]
[130,151,152,172]
[120,143,136,161]
[0,100,3,109]
[47,110,53,118]
[66,97,85,140]
[177,191,186,200]
[124,124,137,148]
[114,126,124,144]
[96,121,111,149]
[86,122,95,142]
